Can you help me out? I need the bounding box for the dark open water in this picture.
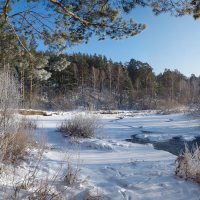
[126,135,200,156]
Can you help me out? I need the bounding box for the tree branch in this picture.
[3,0,10,22]
[7,20,30,54]
[49,0,95,26]
[17,13,51,41]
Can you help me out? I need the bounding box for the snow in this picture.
[117,113,200,142]
[2,110,200,199]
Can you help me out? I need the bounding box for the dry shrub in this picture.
[59,114,99,138]
[175,145,200,183]
[2,147,82,200]
[84,190,104,200]
[26,185,63,200]
[18,171,63,200]
[2,146,65,200]
[0,135,81,200]
[19,118,37,130]
[0,70,35,164]
[0,118,36,164]
[64,162,80,186]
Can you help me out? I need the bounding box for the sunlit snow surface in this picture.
[2,111,200,199]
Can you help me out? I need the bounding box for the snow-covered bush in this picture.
[58,114,99,138]
[175,145,200,183]
[34,68,52,81]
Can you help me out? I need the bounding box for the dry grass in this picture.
[1,147,83,200]
[0,118,36,164]
[18,109,53,116]
[2,147,65,200]
[58,114,99,138]
[0,119,82,199]
[175,145,200,183]
[64,162,80,186]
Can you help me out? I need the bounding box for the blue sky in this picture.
[12,2,200,77]
[68,8,200,77]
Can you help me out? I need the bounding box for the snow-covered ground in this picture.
[1,111,200,199]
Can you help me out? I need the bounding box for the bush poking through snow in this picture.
[84,190,104,200]
[64,162,80,186]
[175,145,200,183]
[58,114,99,138]
[2,147,65,200]
[0,118,36,164]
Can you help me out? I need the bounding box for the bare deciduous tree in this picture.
[0,69,21,135]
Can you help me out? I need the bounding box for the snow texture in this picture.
[1,110,200,199]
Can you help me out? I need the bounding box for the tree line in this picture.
[0,36,199,110]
